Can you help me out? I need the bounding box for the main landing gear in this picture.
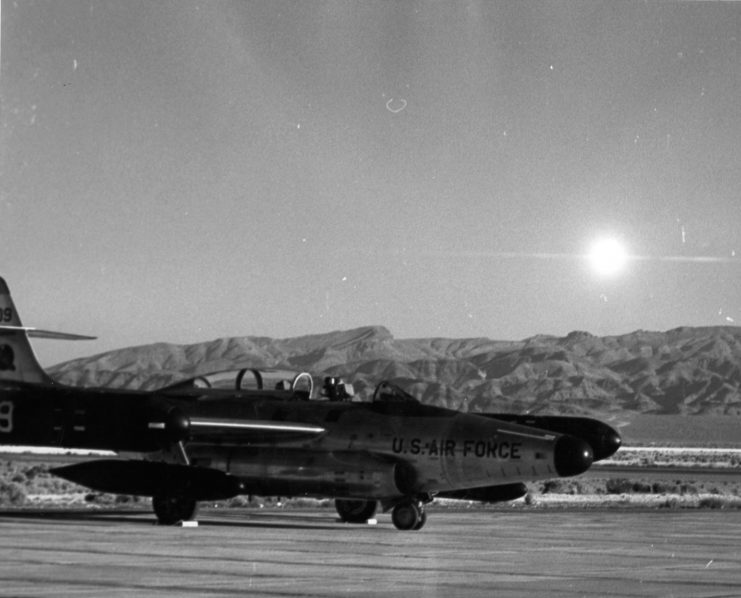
[335,498,378,523]
[391,500,427,531]
[152,495,199,525]
[335,498,427,530]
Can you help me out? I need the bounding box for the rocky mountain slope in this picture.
[47,326,741,417]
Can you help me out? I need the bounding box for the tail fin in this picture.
[0,277,95,384]
[0,277,54,383]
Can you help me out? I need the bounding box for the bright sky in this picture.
[2,1,741,366]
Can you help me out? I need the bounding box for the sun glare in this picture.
[588,238,628,277]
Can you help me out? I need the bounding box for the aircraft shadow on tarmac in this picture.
[0,509,155,526]
[0,508,351,531]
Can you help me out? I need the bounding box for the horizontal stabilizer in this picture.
[0,326,96,341]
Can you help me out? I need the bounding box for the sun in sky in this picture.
[588,237,629,277]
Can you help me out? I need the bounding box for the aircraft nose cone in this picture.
[601,428,622,460]
[554,435,594,477]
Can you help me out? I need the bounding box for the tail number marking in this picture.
[0,308,12,322]
[0,401,13,433]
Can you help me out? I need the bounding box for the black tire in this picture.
[413,508,427,530]
[391,501,422,531]
[152,496,199,525]
[335,499,377,523]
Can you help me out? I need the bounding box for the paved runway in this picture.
[0,507,739,597]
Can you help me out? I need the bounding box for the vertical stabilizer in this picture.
[0,278,54,384]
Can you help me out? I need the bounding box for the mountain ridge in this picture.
[47,325,741,417]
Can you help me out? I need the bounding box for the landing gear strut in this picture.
[152,495,199,525]
[335,498,378,523]
[391,500,427,531]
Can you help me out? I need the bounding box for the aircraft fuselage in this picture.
[0,379,590,501]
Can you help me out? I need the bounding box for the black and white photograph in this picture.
[1,1,741,596]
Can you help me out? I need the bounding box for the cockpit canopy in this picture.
[372,381,420,403]
[163,368,314,398]
[162,368,419,405]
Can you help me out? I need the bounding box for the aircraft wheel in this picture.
[335,499,377,523]
[152,495,199,525]
[413,509,427,530]
[391,501,423,531]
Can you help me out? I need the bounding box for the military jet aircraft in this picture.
[0,277,620,530]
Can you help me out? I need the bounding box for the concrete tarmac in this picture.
[0,507,739,597]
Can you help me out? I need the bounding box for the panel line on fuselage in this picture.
[189,419,325,434]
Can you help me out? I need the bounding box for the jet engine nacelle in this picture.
[196,448,404,500]
[52,459,243,501]
[482,414,621,461]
